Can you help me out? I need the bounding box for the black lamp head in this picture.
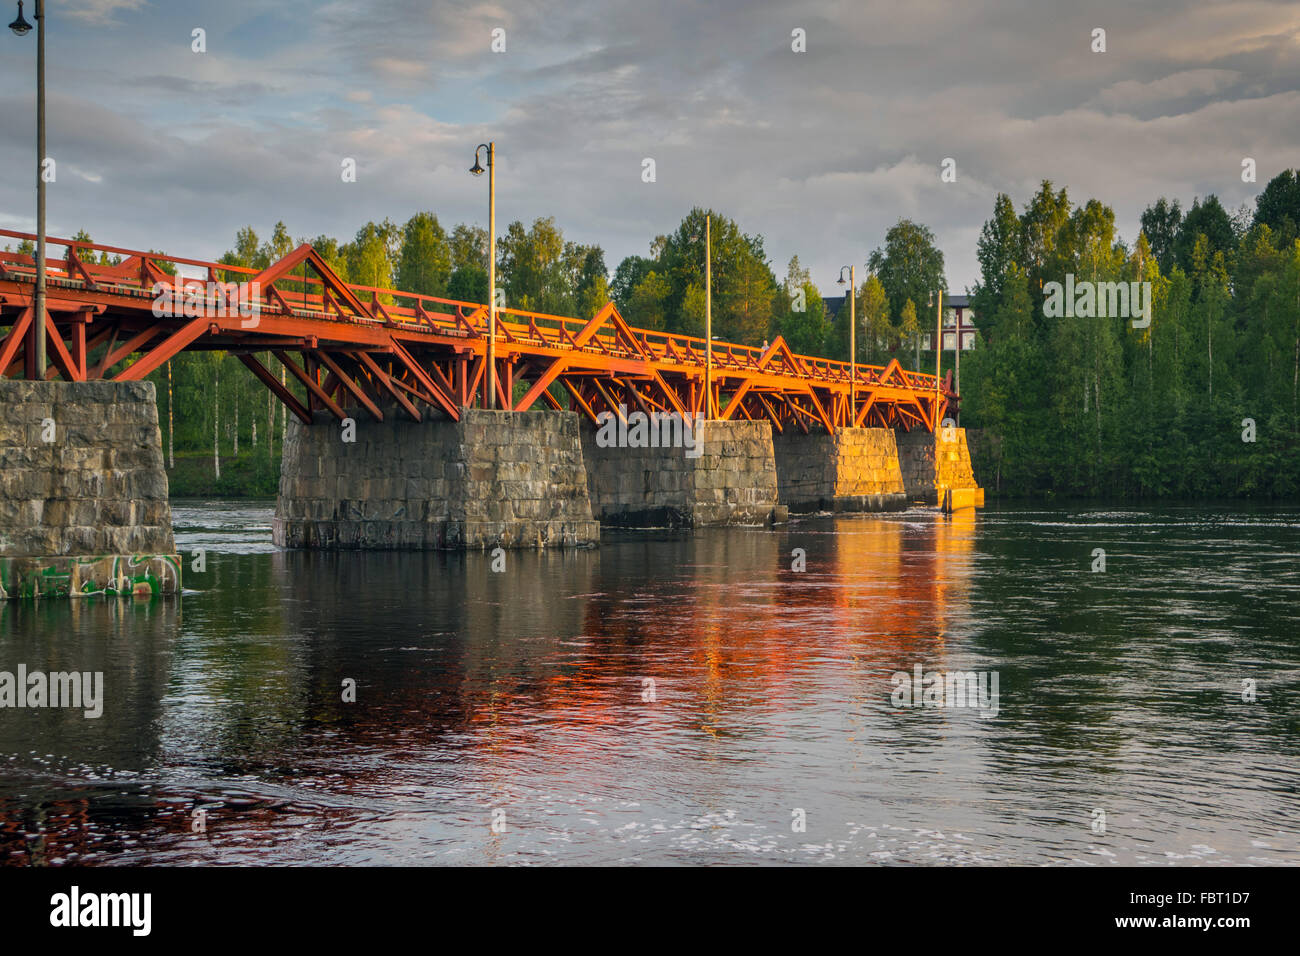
[470,143,490,176]
[9,1,33,36]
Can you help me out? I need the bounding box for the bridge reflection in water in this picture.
[0,507,980,863]
[7,501,1294,866]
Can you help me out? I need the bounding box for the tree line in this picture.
[962,170,1300,499]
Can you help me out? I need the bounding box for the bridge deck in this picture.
[0,228,951,433]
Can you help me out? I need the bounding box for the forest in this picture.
[962,171,1300,499]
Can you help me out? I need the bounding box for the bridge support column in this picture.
[274,408,599,550]
[579,419,784,527]
[772,427,908,513]
[895,426,983,507]
[0,381,180,599]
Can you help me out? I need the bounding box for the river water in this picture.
[1,501,1297,865]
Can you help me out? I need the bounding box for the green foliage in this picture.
[772,256,829,356]
[69,229,120,266]
[627,269,672,331]
[571,245,609,318]
[972,194,1020,319]
[1253,169,1300,249]
[1018,180,1072,294]
[610,254,655,313]
[497,216,562,312]
[395,212,452,298]
[231,226,264,268]
[305,234,349,282]
[868,218,947,323]
[962,170,1300,500]
[898,299,920,370]
[1140,197,1181,274]
[496,216,607,316]
[1173,194,1234,273]
[610,208,783,348]
[859,274,891,364]
[167,449,279,497]
[447,264,488,303]
[449,224,487,273]
[346,220,399,291]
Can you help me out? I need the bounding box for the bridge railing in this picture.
[0,228,946,394]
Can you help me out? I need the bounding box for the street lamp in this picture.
[952,300,961,425]
[929,289,943,432]
[10,0,45,380]
[689,214,713,419]
[8,1,30,33]
[837,265,856,425]
[470,142,496,410]
[704,213,712,419]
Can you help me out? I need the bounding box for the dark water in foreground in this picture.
[1,501,1297,865]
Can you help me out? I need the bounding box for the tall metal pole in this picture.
[33,0,46,379]
[487,141,496,410]
[167,360,174,468]
[954,307,961,425]
[934,289,943,432]
[704,212,712,420]
[848,264,855,425]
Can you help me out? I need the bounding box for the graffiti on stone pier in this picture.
[0,554,182,601]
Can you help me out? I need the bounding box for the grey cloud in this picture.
[2,0,1297,296]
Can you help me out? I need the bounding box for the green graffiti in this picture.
[0,554,181,601]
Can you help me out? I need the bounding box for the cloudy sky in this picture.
[1,0,1297,296]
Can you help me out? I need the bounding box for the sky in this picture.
[0,0,1297,298]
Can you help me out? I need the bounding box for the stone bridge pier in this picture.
[896,426,983,507]
[771,427,909,513]
[0,382,985,596]
[273,408,600,550]
[0,381,180,599]
[274,411,985,550]
[579,418,784,528]
[0,383,986,597]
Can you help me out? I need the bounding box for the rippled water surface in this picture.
[1,500,1297,865]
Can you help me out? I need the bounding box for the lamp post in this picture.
[930,289,943,432]
[953,305,960,425]
[690,214,713,418]
[837,265,856,424]
[704,213,713,419]
[469,143,496,409]
[10,0,45,380]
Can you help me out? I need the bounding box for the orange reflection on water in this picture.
[526,513,980,745]
[272,515,978,775]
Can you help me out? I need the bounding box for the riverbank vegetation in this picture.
[962,171,1300,499]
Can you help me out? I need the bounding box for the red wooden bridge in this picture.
[0,228,954,433]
